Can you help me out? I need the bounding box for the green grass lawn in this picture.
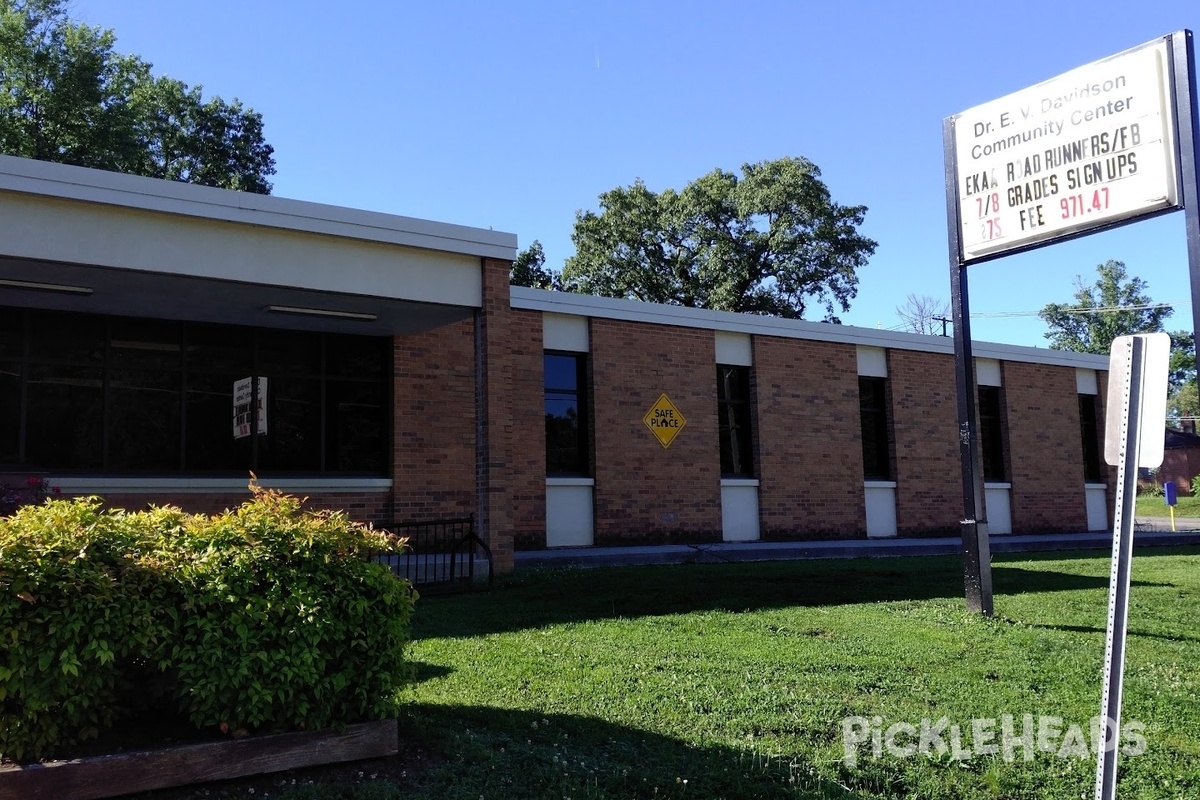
[1136,493,1200,517]
[298,548,1200,799]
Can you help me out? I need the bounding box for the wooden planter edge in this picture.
[0,718,398,800]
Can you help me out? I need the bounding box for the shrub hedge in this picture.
[0,487,413,762]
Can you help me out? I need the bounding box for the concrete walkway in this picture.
[516,521,1200,570]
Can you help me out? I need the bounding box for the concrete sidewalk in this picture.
[516,523,1200,570]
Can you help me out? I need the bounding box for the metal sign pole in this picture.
[943,117,993,617]
[1090,27,1200,798]
[1093,331,1168,798]
[1094,337,1143,800]
[1169,33,1200,370]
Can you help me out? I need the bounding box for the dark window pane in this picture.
[185,372,252,471]
[544,353,588,476]
[544,354,578,392]
[7,312,388,476]
[546,398,579,424]
[717,366,747,403]
[28,311,104,364]
[259,330,321,378]
[107,368,181,470]
[979,386,1006,481]
[546,398,581,473]
[110,318,182,370]
[326,380,386,472]
[183,327,253,472]
[859,376,890,479]
[327,335,386,380]
[1080,395,1103,481]
[257,378,321,471]
[717,366,754,477]
[0,361,19,465]
[0,310,23,361]
[186,324,255,375]
[26,364,103,468]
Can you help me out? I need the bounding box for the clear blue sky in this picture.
[69,0,1199,347]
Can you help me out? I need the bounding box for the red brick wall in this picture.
[509,309,547,550]
[476,257,517,571]
[1158,448,1200,496]
[590,319,721,544]
[888,350,961,535]
[1004,361,1088,532]
[393,317,476,521]
[754,337,864,539]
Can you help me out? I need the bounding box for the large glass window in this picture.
[0,311,20,465]
[717,365,754,477]
[184,323,255,471]
[544,352,589,476]
[107,318,183,470]
[859,376,891,479]
[0,308,389,475]
[1080,394,1103,481]
[978,385,1007,481]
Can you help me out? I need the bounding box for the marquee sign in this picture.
[949,37,1180,262]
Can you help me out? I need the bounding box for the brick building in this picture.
[0,156,1112,572]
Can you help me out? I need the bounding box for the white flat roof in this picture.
[511,287,1111,370]
[0,155,517,261]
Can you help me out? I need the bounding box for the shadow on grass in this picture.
[1022,623,1200,644]
[408,662,455,684]
[395,702,883,800]
[413,552,1171,640]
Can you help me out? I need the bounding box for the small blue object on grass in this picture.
[1164,482,1177,533]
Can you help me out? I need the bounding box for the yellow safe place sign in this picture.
[643,393,686,448]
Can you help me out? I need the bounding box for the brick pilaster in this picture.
[477,257,516,572]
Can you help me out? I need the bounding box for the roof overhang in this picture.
[0,156,517,335]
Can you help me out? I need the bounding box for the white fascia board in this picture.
[510,287,1111,371]
[0,155,517,261]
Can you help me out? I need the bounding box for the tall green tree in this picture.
[1037,260,1172,354]
[1168,330,1198,425]
[509,240,561,290]
[0,0,275,192]
[561,157,877,321]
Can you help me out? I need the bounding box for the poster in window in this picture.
[233,377,268,439]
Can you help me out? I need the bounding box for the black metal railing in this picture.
[371,515,492,590]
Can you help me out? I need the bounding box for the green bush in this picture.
[0,488,412,762]
[165,489,415,733]
[0,499,177,761]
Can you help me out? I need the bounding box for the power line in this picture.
[971,300,1189,319]
[883,301,1189,332]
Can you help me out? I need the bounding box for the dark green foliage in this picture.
[562,157,878,321]
[165,489,414,733]
[1038,261,1199,423]
[0,0,275,192]
[0,500,175,761]
[0,489,413,762]
[1037,260,1171,354]
[1168,330,1198,424]
[509,240,561,290]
